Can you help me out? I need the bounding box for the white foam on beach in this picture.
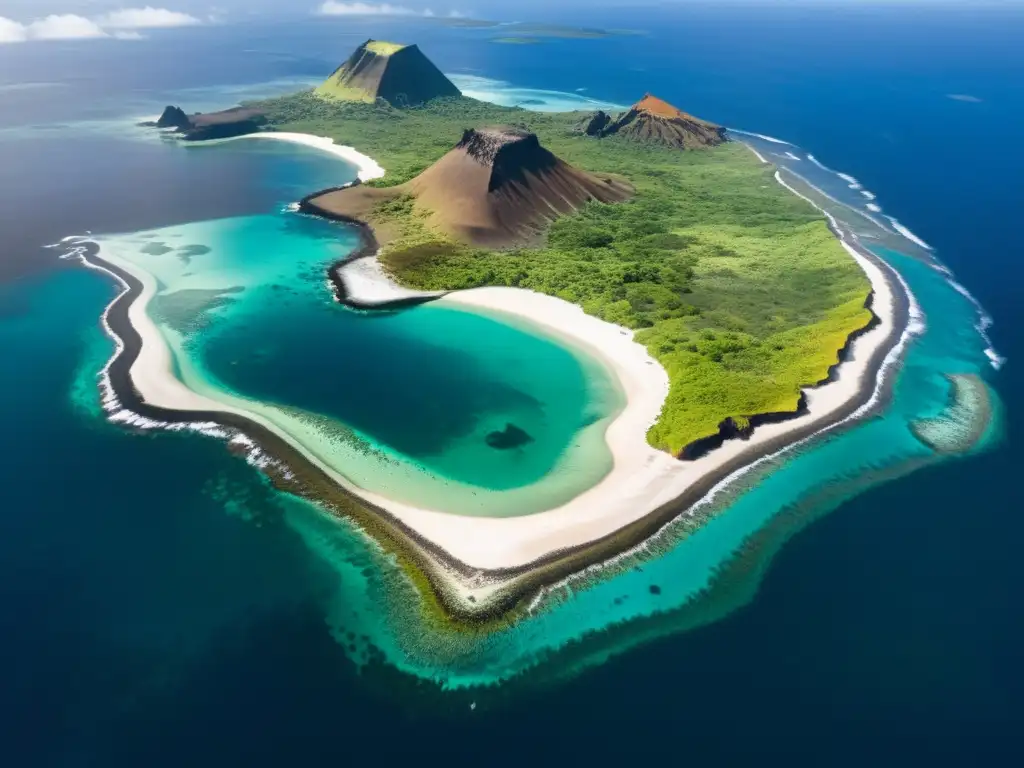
[781,167,892,233]
[940,270,1006,370]
[838,172,862,190]
[885,215,934,251]
[742,144,769,164]
[784,151,801,161]
[72,197,905,606]
[860,189,876,201]
[729,128,793,145]
[866,203,882,212]
[190,132,385,182]
[806,153,835,173]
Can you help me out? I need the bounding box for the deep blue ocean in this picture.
[1,4,1022,763]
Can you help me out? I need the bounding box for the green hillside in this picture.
[253,92,873,455]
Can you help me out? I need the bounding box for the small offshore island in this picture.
[87,38,931,623]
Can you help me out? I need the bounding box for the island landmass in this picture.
[104,38,914,622]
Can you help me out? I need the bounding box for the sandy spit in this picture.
[189,131,386,182]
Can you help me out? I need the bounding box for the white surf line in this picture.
[731,137,993,370]
[744,144,768,164]
[79,223,909,583]
[930,262,1007,370]
[778,166,895,235]
[780,171,999,370]
[729,128,794,145]
[883,215,934,251]
[838,172,862,190]
[806,153,835,173]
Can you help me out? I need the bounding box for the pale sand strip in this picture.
[186,131,386,182]
[90,134,912,609]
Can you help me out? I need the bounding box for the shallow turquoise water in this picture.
[97,207,623,517]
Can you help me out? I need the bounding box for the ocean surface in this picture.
[1,5,1022,763]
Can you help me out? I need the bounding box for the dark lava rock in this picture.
[649,585,662,595]
[485,423,534,450]
[155,105,192,131]
[576,110,613,137]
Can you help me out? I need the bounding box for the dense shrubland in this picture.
[255,91,872,453]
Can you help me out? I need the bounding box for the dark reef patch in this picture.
[485,423,534,450]
[141,242,174,256]
[177,244,212,264]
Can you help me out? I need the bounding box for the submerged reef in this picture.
[910,374,993,453]
[485,423,535,450]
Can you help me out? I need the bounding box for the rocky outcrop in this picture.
[142,105,268,141]
[155,105,191,130]
[181,108,268,141]
[576,110,613,136]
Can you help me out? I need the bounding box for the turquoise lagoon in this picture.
[78,118,1003,691]
[95,203,623,518]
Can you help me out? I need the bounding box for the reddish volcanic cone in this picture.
[602,93,726,149]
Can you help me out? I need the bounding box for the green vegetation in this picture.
[313,81,375,103]
[365,40,407,56]
[254,92,872,454]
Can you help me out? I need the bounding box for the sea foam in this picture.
[728,128,793,145]
[884,216,934,251]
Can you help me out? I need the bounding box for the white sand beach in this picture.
[87,139,913,610]
[190,131,386,182]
